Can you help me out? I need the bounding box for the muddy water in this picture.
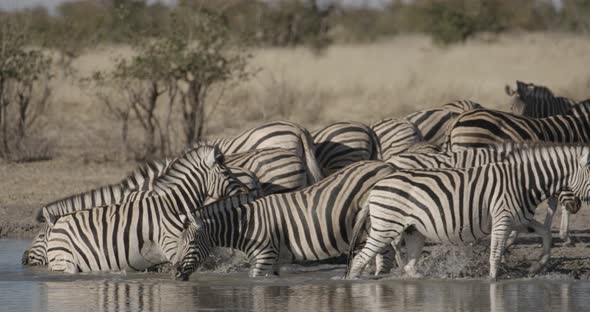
[1,239,589,312]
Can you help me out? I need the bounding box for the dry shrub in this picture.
[5,131,55,163]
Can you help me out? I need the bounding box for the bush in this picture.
[0,15,54,162]
[88,6,253,160]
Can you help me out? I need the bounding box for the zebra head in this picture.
[570,147,590,205]
[195,145,249,200]
[172,215,209,281]
[22,221,54,266]
[509,80,554,115]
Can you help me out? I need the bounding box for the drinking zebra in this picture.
[24,147,308,266]
[505,80,577,118]
[312,122,381,175]
[403,100,482,147]
[45,145,250,274]
[203,120,323,184]
[172,161,398,279]
[346,143,590,280]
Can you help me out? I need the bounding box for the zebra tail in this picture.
[345,199,371,277]
[300,127,324,184]
[368,126,383,161]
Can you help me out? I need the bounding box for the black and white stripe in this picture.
[370,118,422,160]
[386,146,580,257]
[347,144,590,280]
[312,122,381,175]
[174,161,398,278]
[45,145,249,274]
[404,100,482,147]
[204,121,323,184]
[448,101,590,151]
[25,148,306,266]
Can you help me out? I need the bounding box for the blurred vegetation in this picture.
[86,6,253,160]
[0,15,53,162]
[1,0,589,161]
[2,0,589,49]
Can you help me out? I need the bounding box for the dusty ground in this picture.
[1,32,590,278]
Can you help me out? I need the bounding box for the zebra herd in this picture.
[21,80,590,281]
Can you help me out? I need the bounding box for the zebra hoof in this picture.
[528,262,545,275]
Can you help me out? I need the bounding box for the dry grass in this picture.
[2,31,590,237]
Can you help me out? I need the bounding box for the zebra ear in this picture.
[505,84,516,96]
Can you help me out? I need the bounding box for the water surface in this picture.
[1,239,587,312]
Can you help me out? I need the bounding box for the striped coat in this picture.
[347,144,590,280]
[46,146,249,274]
[175,161,398,278]
[312,122,381,175]
[204,121,323,184]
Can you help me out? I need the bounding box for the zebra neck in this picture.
[194,192,259,250]
[506,151,575,207]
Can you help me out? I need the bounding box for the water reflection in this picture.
[1,240,589,312]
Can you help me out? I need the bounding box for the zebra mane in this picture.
[190,190,259,214]
[441,100,482,114]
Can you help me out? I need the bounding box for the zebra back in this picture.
[202,120,323,184]
[370,118,422,160]
[225,148,308,194]
[448,102,590,151]
[404,100,481,146]
[312,121,381,175]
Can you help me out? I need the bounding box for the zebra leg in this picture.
[348,233,397,279]
[560,208,574,247]
[391,235,405,270]
[374,245,395,276]
[248,249,279,277]
[402,231,425,278]
[489,216,511,280]
[525,220,552,274]
[544,196,558,234]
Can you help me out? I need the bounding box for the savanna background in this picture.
[1,0,590,244]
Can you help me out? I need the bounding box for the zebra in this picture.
[346,143,590,280]
[447,100,590,244]
[383,146,580,268]
[224,148,309,195]
[370,118,423,160]
[202,120,323,184]
[45,145,251,274]
[172,161,399,279]
[312,121,381,175]
[505,80,577,118]
[24,147,307,266]
[403,100,482,147]
[448,101,590,151]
